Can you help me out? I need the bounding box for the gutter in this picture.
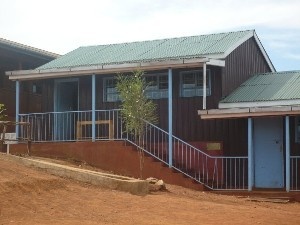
[6,57,225,81]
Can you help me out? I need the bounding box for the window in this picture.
[180,70,211,97]
[104,78,121,102]
[32,82,42,94]
[104,74,168,102]
[295,117,300,143]
[145,74,168,99]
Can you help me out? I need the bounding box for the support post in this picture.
[168,68,173,167]
[285,116,290,192]
[203,62,207,110]
[15,80,20,139]
[248,117,253,191]
[92,74,96,142]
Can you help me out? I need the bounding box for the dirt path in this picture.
[1,154,300,225]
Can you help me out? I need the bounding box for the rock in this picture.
[146,177,159,184]
[146,177,166,192]
[155,179,166,191]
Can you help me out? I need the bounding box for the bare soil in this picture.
[1,154,300,225]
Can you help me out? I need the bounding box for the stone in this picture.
[146,177,159,184]
[146,177,166,192]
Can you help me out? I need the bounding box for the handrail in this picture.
[290,156,300,191]
[130,119,248,190]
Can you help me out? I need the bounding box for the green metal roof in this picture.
[220,71,300,103]
[38,30,254,70]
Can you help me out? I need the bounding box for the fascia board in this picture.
[6,58,210,81]
[219,99,300,109]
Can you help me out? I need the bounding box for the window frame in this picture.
[103,73,169,102]
[180,69,211,97]
[145,73,168,99]
[103,77,121,102]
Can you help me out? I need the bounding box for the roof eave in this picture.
[219,99,300,108]
[198,105,300,119]
[253,32,276,72]
[0,37,59,59]
[6,57,224,81]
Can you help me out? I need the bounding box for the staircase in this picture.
[124,120,248,191]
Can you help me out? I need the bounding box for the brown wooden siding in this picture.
[41,79,54,112]
[0,81,43,115]
[222,37,272,97]
[0,45,55,117]
[290,116,300,155]
[79,76,92,110]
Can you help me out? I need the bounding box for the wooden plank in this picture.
[292,106,300,111]
[198,110,208,115]
[76,120,114,140]
[250,106,292,112]
[207,108,249,115]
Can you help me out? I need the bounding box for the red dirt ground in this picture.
[1,154,300,225]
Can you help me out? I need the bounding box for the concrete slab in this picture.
[1,153,149,196]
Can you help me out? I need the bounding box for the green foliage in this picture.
[0,104,6,120]
[116,70,157,138]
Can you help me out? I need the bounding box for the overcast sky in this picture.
[1,0,299,71]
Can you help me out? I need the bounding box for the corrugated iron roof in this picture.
[0,37,59,59]
[221,71,300,103]
[38,30,254,70]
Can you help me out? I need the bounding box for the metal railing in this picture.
[19,109,123,142]
[291,156,300,191]
[18,109,248,190]
[126,120,248,190]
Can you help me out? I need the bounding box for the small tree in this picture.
[116,70,157,178]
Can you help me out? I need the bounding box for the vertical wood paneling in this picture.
[290,116,300,155]
[222,37,272,97]
[79,77,92,110]
[41,79,54,112]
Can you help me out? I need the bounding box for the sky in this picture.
[1,0,300,71]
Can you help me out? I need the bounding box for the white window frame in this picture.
[103,74,169,102]
[180,69,211,97]
[103,77,121,102]
[145,73,168,99]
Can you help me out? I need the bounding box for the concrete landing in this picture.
[1,153,149,196]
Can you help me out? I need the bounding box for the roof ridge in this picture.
[80,30,254,48]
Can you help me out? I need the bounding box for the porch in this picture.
[16,109,249,191]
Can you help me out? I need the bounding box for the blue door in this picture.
[54,79,79,141]
[253,117,284,188]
